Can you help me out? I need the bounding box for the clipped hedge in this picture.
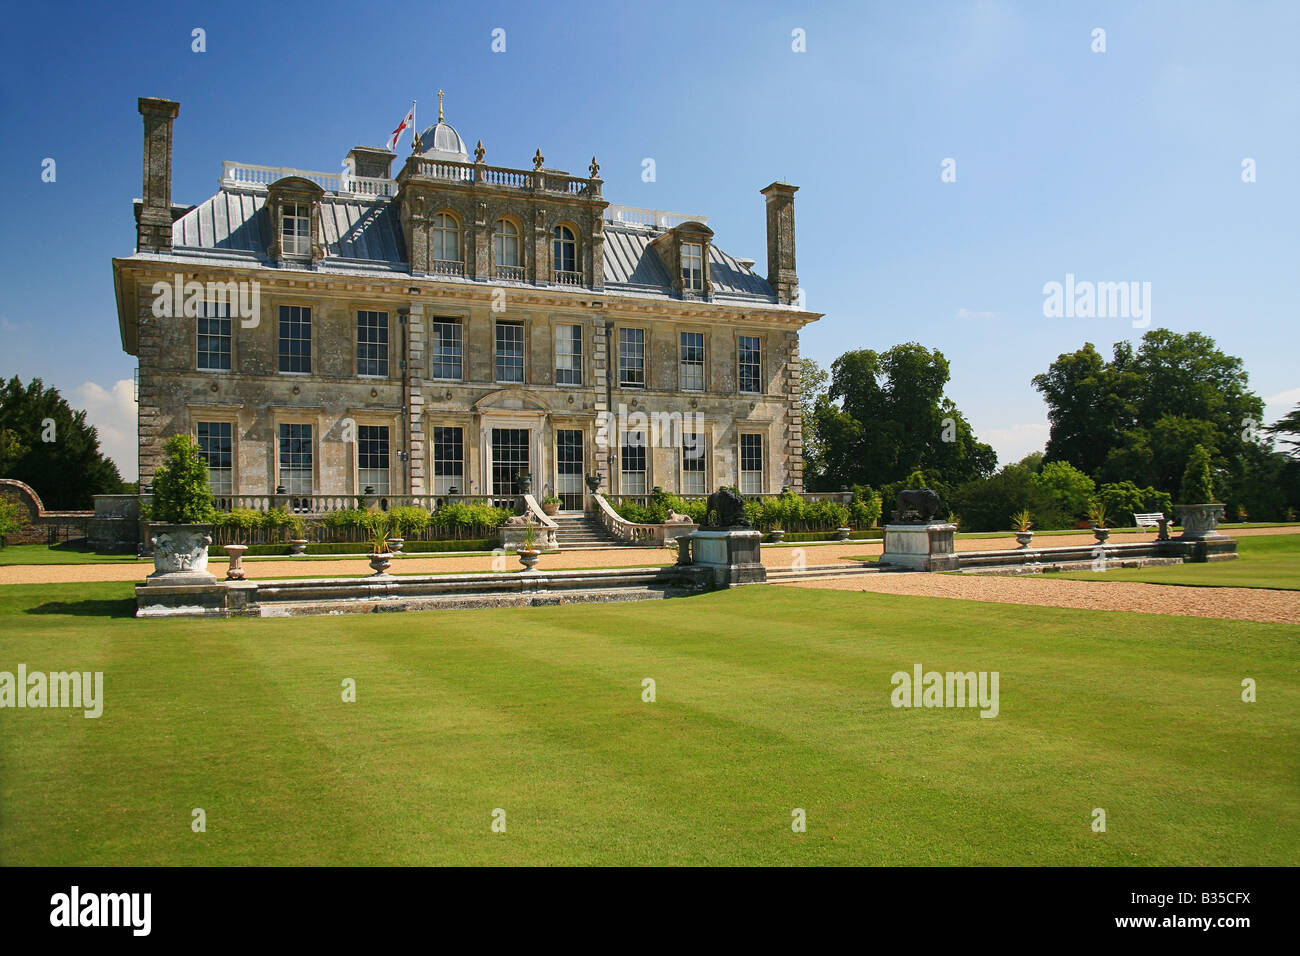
[240,538,494,557]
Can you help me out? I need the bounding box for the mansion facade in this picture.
[113,97,820,510]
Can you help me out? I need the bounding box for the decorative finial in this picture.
[589,156,601,179]
[411,131,422,153]
[437,89,445,122]
[533,148,545,171]
[474,139,485,163]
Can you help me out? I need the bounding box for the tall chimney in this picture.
[136,97,180,252]
[760,181,799,305]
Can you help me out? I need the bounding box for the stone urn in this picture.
[1174,503,1225,540]
[288,538,309,556]
[517,548,541,572]
[516,472,533,494]
[1092,526,1110,545]
[1015,531,1035,549]
[368,552,394,576]
[585,474,603,493]
[147,524,216,585]
[542,499,560,516]
[835,527,851,542]
[224,544,248,581]
[386,536,405,555]
[769,529,786,543]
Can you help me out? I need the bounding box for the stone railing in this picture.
[400,156,601,197]
[500,494,559,550]
[591,493,695,547]
[220,161,395,198]
[201,493,502,515]
[604,205,709,230]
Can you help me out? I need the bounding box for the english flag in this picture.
[386,106,415,151]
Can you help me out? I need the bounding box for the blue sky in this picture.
[1,0,1296,477]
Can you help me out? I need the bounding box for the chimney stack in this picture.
[760,181,799,305]
[136,97,180,252]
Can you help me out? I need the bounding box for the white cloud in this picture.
[1263,387,1300,427]
[71,380,137,480]
[979,422,1050,467]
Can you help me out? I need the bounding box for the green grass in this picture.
[1054,533,1300,590]
[0,581,1295,866]
[0,543,142,565]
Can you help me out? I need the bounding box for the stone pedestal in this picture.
[145,524,217,586]
[879,523,958,571]
[684,530,766,588]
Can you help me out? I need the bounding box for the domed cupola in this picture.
[415,90,468,163]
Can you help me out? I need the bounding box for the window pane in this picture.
[279,423,313,495]
[431,320,462,380]
[620,430,647,495]
[555,324,582,386]
[496,322,524,383]
[680,331,704,391]
[682,431,705,495]
[433,426,464,495]
[197,301,232,371]
[357,425,390,494]
[739,335,761,393]
[357,311,389,377]
[619,327,644,388]
[556,429,584,510]
[197,421,233,495]
[740,433,762,494]
[278,306,311,373]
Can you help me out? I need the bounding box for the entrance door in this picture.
[555,429,584,511]
[491,428,530,499]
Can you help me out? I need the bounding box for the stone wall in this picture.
[0,479,92,546]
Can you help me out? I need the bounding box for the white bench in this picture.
[1133,512,1164,530]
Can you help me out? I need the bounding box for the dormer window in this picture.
[682,242,704,291]
[554,225,579,284]
[281,202,311,257]
[431,212,462,274]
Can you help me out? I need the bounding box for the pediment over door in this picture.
[473,389,549,414]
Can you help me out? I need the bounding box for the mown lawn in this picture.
[0,582,1295,866]
[1055,533,1300,590]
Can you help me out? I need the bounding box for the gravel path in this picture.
[778,570,1300,625]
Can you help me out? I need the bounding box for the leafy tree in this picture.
[812,344,995,490]
[799,358,830,487]
[948,460,1065,532]
[1179,444,1215,503]
[151,434,215,524]
[1095,482,1172,522]
[0,498,21,547]
[0,376,123,509]
[1031,461,1095,522]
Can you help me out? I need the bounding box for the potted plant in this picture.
[541,493,561,516]
[367,516,394,577]
[769,526,786,543]
[147,434,217,582]
[1011,509,1034,548]
[1173,444,1225,539]
[1088,501,1110,544]
[516,516,541,571]
[287,513,308,556]
[835,527,851,542]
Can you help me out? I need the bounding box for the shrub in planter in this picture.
[147,434,217,579]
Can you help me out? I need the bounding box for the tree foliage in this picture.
[151,434,215,524]
[0,376,123,509]
[811,344,995,491]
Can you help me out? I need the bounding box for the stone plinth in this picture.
[685,529,766,588]
[879,523,958,571]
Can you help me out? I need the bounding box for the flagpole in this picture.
[411,98,417,153]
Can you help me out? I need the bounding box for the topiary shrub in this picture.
[151,434,215,524]
[1179,444,1215,503]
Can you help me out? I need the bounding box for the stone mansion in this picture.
[113,96,821,512]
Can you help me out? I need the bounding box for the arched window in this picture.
[432,212,460,264]
[495,218,521,275]
[553,224,578,282]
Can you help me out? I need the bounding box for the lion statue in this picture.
[704,488,751,529]
[895,488,942,524]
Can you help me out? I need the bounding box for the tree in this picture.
[1031,460,1095,522]
[0,498,21,548]
[1268,403,1300,458]
[812,343,995,490]
[948,460,1065,532]
[0,376,123,509]
[151,434,215,524]
[799,357,830,487]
